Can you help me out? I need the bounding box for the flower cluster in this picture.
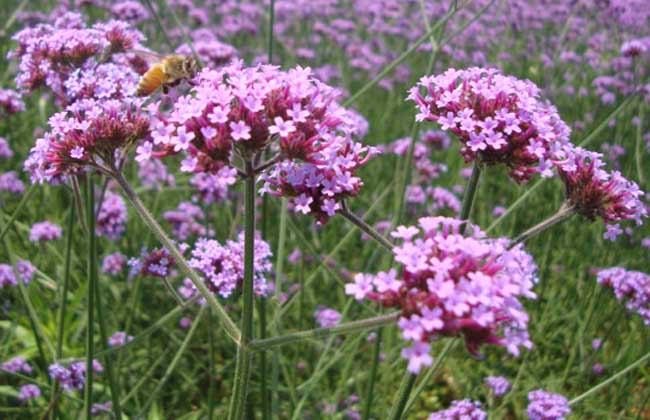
[9,12,145,103]
[49,360,103,392]
[0,260,36,288]
[2,357,32,374]
[163,202,212,241]
[111,1,149,24]
[129,246,176,278]
[485,376,511,397]
[180,231,272,299]
[428,399,487,420]
[346,217,538,373]
[387,136,447,183]
[189,167,237,204]
[18,384,41,401]
[0,88,25,115]
[29,221,62,242]
[314,307,342,328]
[0,172,26,195]
[141,61,376,222]
[25,98,150,184]
[0,138,13,160]
[526,390,571,420]
[176,35,237,69]
[597,267,650,324]
[108,331,133,347]
[96,191,128,240]
[555,147,646,240]
[408,68,572,183]
[137,159,175,190]
[64,62,140,103]
[102,252,126,275]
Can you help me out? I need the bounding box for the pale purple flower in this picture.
[108,331,133,347]
[18,384,41,401]
[526,390,571,420]
[485,376,511,397]
[314,307,342,328]
[429,399,486,420]
[29,221,62,242]
[102,252,126,275]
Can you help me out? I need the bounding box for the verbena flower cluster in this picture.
[428,399,487,420]
[314,307,342,328]
[108,331,133,347]
[555,146,647,240]
[180,231,272,299]
[526,390,571,420]
[0,171,26,195]
[2,357,32,374]
[25,98,149,184]
[49,360,103,392]
[102,252,126,275]
[597,267,650,324]
[96,191,128,240]
[9,12,145,104]
[485,375,511,397]
[129,246,176,279]
[29,221,62,242]
[189,168,237,204]
[408,67,572,183]
[0,260,36,288]
[346,217,538,373]
[140,61,377,223]
[0,88,25,115]
[0,138,13,160]
[18,384,41,401]
[163,202,212,241]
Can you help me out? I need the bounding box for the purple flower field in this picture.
[1,1,649,419]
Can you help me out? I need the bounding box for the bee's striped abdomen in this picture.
[136,63,165,97]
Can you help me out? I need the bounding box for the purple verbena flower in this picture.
[526,390,571,420]
[429,399,487,420]
[29,221,62,242]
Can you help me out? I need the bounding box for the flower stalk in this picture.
[83,174,96,419]
[250,312,400,351]
[388,371,418,420]
[228,160,257,420]
[509,203,576,248]
[113,170,241,343]
[340,201,394,251]
[459,161,481,233]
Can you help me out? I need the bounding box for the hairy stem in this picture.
[509,203,576,248]
[362,328,383,420]
[459,161,481,234]
[340,202,394,251]
[388,371,417,420]
[228,161,257,420]
[83,175,96,419]
[250,312,400,351]
[114,171,241,343]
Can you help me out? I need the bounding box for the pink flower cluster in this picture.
[555,147,647,240]
[175,30,237,69]
[597,267,650,324]
[526,390,571,420]
[49,360,103,392]
[314,307,342,328]
[129,246,176,279]
[9,12,145,104]
[428,399,486,420]
[64,62,140,103]
[29,221,62,242]
[163,202,213,241]
[408,68,572,183]
[25,98,150,184]
[180,231,272,299]
[108,331,133,347]
[140,61,377,222]
[101,252,126,275]
[96,191,127,240]
[0,88,25,115]
[346,217,538,373]
[189,167,237,204]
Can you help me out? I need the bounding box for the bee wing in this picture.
[126,49,165,63]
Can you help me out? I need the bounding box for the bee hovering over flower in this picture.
[131,50,198,96]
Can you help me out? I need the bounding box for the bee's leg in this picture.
[162,84,169,95]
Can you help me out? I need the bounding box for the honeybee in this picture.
[133,51,198,97]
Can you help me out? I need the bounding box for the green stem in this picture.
[113,171,241,343]
[228,161,257,420]
[208,311,215,420]
[569,350,650,406]
[258,299,270,420]
[459,162,481,234]
[250,312,400,351]
[362,328,383,420]
[509,203,576,248]
[94,258,123,419]
[388,371,418,420]
[84,175,96,419]
[635,100,645,185]
[340,202,394,251]
[0,183,36,243]
[138,307,205,415]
